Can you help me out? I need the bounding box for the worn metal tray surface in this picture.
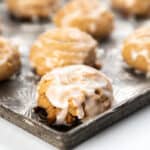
[0,1,150,150]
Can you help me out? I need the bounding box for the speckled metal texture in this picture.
[0,1,150,150]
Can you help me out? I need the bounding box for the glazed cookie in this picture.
[6,0,60,20]
[30,27,98,76]
[0,37,21,81]
[37,65,113,125]
[54,0,114,39]
[111,0,150,16]
[122,25,150,74]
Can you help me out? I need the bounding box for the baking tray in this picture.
[0,1,150,150]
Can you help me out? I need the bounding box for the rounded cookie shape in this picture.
[54,0,114,39]
[111,0,150,16]
[37,65,113,125]
[0,37,21,81]
[30,27,98,76]
[122,25,150,74]
[6,0,60,19]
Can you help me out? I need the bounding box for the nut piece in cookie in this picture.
[0,37,21,81]
[122,25,150,74]
[54,0,114,39]
[30,27,98,76]
[37,65,113,125]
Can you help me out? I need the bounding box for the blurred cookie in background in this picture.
[6,0,61,21]
[37,65,114,125]
[30,27,100,76]
[0,37,21,81]
[122,24,150,75]
[111,0,150,17]
[54,0,114,39]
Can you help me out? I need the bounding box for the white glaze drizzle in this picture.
[32,28,97,71]
[131,49,150,77]
[0,56,8,65]
[126,0,136,7]
[131,49,150,63]
[41,65,113,125]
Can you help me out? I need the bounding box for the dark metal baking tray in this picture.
[0,1,150,150]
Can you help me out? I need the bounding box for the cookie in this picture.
[37,65,113,125]
[54,0,114,39]
[122,25,150,74]
[0,37,21,81]
[6,0,60,20]
[30,27,98,76]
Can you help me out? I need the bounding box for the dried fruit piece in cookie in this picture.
[30,27,98,76]
[122,25,150,74]
[54,0,114,39]
[37,65,113,125]
[0,37,21,81]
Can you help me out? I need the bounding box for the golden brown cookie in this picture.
[122,25,150,74]
[37,65,113,125]
[30,27,98,76]
[0,37,21,81]
[6,0,60,19]
[54,0,114,39]
[112,0,150,17]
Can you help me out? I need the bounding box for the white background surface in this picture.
[0,106,150,150]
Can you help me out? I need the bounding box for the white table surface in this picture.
[0,106,150,150]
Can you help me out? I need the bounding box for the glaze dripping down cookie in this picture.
[37,65,114,125]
